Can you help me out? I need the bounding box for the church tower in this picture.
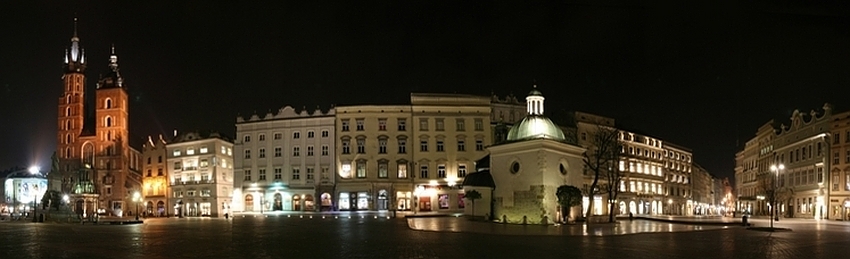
[94,45,134,212]
[56,18,87,192]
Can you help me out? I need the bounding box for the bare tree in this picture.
[582,124,622,220]
[602,136,624,223]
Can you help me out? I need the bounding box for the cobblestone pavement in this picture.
[1,215,850,259]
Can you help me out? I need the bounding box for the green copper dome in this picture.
[506,115,566,141]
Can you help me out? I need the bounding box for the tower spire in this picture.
[65,17,86,73]
[73,17,78,39]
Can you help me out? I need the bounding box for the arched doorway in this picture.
[146,201,154,216]
[618,201,626,215]
[293,195,302,211]
[244,195,254,212]
[377,190,389,211]
[304,195,315,211]
[273,193,283,211]
[651,201,658,215]
[320,193,332,211]
[629,201,637,215]
[157,201,165,217]
[75,200,84,216]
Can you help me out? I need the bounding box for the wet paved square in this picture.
[1,215,850,258]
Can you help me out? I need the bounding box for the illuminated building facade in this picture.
[54,20,142,217]
[3,169,48,214]
[167,131,234,217]
[334,105,412,211]
[829,110,850,220]
[141,135,169,216]
[234,106,336,213]
[663,143,694,216]
[736,104,832,219]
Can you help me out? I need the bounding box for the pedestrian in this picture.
[224,213,229,219]
[629,212,633,221]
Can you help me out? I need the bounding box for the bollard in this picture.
[522,215,527,225]
[502,215,507,224]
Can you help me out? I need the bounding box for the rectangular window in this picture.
[274,167,282,180]
[321,130,329,137]
[292,167,300,180]
[174,162,181,170]
[476,140,484,151]
[259,169,266,180]
[157,168,163,176]
[437,165,446,178]
[420,165,429,179]
[356,119,365,131]
[201,190,211,197]
[342,119,350,131]
[322,145,329,156]
[356,161,366,178]
[293,146,300,156]
[173,149,181,157]
[244,169,251,181]
[439,194,449,209]
[420,140,428,151]
[835,133,841,144]
[379,119,387,131]
[379,139,387,154]
[274,133,282,140]
[846,173,850,191]
[259,134,266,141]
[398,163,408,178]
[846,150,850,163]
[306,166,315,180]
[398,119,406,131]
[817,142,823,156]
[243,135,251,143]
[274,147,282,157]
[200,159,209,168]
[457,140,465,151]
[398,139,407,153]
[307,145,314,156]
[458,164,467,178]
[221,146,226,154]
[342,140,351,154]
[456,119,465,131]
[835,152,840,165]
[378,162,388,178]
[341,163,352,179]
[357,139,366,154]
[321,166,330,180]
[419,119,429,131]
[200,146,208,153]
[293,132,301,139]
[307,131,315,138]
[436,119,444,131]
[259,148,266,158]
[474,118,483,131]
[244,149,251,159]
[436,140,444,152]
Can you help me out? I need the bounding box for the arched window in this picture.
[65,134,71,144]
[65,120,71,130]
[65,107,71,117]
[65,147,72,159]
[105,116,112,127]
[105,98,113,109]
[66,95,71,104]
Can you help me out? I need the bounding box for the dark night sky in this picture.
[2,1,849,183]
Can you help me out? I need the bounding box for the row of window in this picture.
[173,157,229,171]
[777,167,825,187]
[172,189,213,198]
[174,146,232,157]
[340,138,484,154]
[243,166,330,181]
[340,118,485,132]
[339,161,468,179]
[830,173,850,192]
[244,145,329,159]
[244,130,330,143]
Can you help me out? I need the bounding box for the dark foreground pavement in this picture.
[2,215,850,259]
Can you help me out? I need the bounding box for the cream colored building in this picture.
[829,110,850,220]
[410,93,492,213]
[141,135,168,216]
[334,105,412,211]
[167,131,234,217]
[691,163,713,215]
[234,106,336,212]
[663,143,693,215]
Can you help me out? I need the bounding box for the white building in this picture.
[167,131,234,217]
[465,86,586,224]
[234,106,336,212]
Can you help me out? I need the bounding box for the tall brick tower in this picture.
[55,19,141,217]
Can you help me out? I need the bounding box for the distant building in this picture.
[3,169,48,214]
[829,110,850,220]
[234,106,335,213]
[141,135,168,216]
[167,131,234,217]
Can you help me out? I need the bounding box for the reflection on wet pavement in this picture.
[407,217,729,236]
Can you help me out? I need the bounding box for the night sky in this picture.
[2,1,849,183]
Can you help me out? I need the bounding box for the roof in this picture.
[505,115,566,142]
[461,170,495,188]
[6,169,46,179]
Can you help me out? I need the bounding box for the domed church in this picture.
[463,85,585,224]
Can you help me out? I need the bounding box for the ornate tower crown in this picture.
[64,18,86,73]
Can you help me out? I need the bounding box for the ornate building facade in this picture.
[141,135,168,217]
[167,131,234,217]
[54,20,141,217]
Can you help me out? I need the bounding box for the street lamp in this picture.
[769,163,785,229]
[63,194,70,221]
[133,192,141,221]
[29,166,39,223]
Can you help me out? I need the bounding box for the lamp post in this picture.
[29,166,39,223]
[63,194,70,221]
[133,192,140,221]
[769,163,784,229]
